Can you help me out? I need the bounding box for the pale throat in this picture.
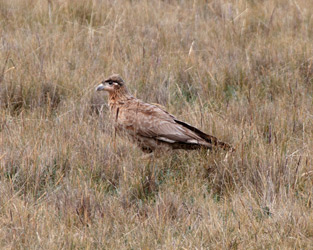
[108,87,132,107]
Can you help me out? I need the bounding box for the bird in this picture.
[96,74,234,153]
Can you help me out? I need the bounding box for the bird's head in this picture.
[96,74,125,93]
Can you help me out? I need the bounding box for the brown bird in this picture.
[96,74,234,153]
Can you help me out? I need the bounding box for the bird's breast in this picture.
[110,106,135,134]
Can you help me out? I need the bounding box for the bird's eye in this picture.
[108,81,113,85]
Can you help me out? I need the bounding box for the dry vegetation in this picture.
[0,0,313,248]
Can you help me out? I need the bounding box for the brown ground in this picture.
[0,0,312,248]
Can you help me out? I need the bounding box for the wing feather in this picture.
[117,101,205,144]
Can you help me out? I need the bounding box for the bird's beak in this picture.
[96,83,105,91]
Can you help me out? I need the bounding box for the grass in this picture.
[0,0,313,248]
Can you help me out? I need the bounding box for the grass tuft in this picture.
[0,0,313,248]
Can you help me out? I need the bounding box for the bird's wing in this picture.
[118,101,204,144]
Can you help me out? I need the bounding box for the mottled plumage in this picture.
[96,74,234,153]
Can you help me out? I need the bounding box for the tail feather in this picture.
[174,119,235,151]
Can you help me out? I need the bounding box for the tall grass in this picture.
[0,0,313,248]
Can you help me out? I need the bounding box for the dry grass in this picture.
[0,0,313,248]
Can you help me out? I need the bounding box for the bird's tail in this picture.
[174,119,235,152]
[202,133,235,152]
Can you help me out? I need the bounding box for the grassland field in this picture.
[0,0,313,249]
